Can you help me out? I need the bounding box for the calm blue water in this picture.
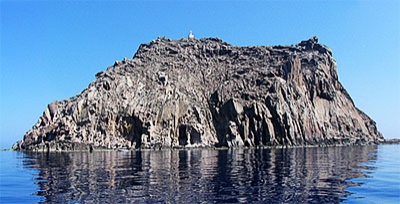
[1,145,399,203]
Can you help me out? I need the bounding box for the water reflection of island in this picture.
[23,145,377,203]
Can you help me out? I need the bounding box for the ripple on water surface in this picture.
[1,145,399,203]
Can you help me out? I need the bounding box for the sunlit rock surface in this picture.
[13,36,384,151]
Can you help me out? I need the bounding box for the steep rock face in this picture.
[13,36,384,151]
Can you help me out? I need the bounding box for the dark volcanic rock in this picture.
[13,36,384,151]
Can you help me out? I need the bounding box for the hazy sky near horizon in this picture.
[1,1,399,147]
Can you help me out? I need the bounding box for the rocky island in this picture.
[13,36,384,151]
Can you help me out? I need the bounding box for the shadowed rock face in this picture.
[13,36,384,151]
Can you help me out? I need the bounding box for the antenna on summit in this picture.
[188,30,195,39]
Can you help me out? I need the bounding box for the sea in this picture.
[1,144,399,203]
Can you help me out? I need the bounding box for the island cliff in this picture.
[13,36,384,151]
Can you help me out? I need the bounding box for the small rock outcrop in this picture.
[13,36,384,151]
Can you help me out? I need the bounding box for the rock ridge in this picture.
[13,36,384,151]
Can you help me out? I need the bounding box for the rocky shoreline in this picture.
[380,138,400,145]
[13,36,384,151]
[7,139,399,152]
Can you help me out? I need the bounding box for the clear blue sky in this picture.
[1,1,399,148]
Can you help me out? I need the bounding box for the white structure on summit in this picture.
[188,31,195,39]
